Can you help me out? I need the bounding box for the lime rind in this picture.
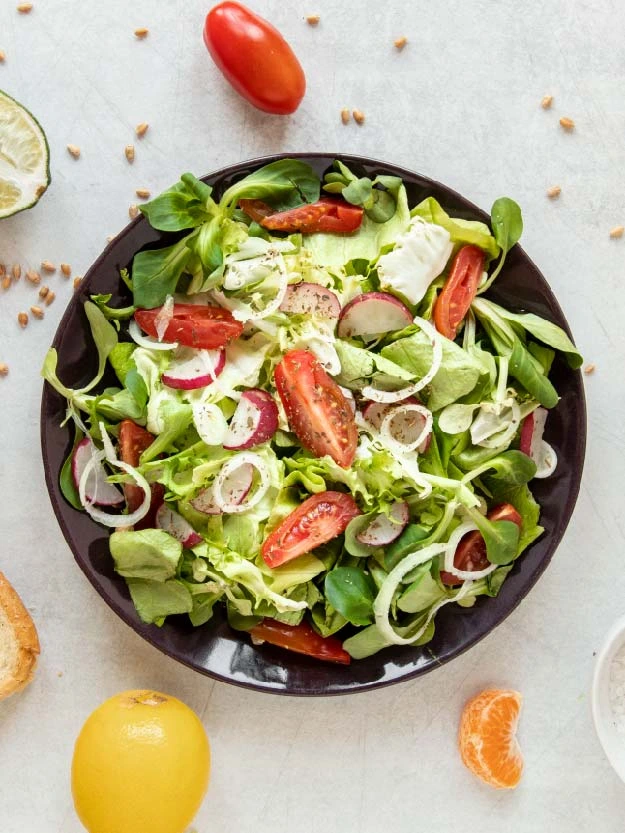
[0,88,51,219]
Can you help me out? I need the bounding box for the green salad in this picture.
[43,158,582,663]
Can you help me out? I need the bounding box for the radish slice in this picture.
[441,521,498,581]
[380,403,432,454]
[128,319,178,351]
[280,282,341,319]
[192,402,228,446]
[212,453,270,514]
[520,407,556,478]
[223,389,279,450]
[356,501,409,546]
[364,398,430,453]
[156,503,203,548]
[72,438,124,507]
[78,424,152,528]
[337,292,412,341]
[361,316,442,403]
[162,348,225,390]
[191,464,254,515]
[154,294,175,341]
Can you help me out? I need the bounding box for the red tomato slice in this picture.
[249,619,351,665]
[262,491,361,568]
[118,420,164,529]
[240,197,364,234]
[433,245,486,340]
[134,304,243,349]
[440,503,523,586]
[274,350,358,467]
[203,2,305,115]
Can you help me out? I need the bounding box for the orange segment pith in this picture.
[458,688,523,789]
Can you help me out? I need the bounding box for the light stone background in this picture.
[1,1,624,831]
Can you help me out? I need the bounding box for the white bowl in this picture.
[591,614,625,782]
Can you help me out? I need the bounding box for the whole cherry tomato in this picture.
[203,2,306,115]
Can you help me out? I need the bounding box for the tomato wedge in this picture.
[440,503,523,586]
[249,619,351,665]
[240,197,364,234]
[274,350,358,467]
[134,304,243,349]
[262,491,360,568]
[118,420,164,529]
[203,2,305,115]
[433,245,486,340]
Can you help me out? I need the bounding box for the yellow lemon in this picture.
[71,690,210,833]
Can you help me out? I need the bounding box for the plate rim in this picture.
[40,152,587,696]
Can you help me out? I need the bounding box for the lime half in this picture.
[0,89,50,219]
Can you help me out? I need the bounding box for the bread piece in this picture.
[0,571,40,700]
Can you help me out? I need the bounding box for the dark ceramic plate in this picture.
[40,154,586,696]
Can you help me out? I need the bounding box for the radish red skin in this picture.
[519,412,534,456]
[156,503,203,548]
[191,463,254,515]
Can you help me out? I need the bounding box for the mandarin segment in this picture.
[459,688,523,789]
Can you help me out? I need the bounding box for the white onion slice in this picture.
[373,543,471,646]
[471,399,521,449]
[211,452,270,514]
[78,449,151,528]
[361,316,442,403]
[154,294,175,341]
[129,319,178,351]
[380,402,432,454]
[442,521,498,581]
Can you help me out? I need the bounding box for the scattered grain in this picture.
[125,144,135,163]
[12,263,21,280]
[106,235,114,243]
[2,276,11,290]
[17,3,33,13]
[559,117,575,131]
[17,312,28,327]
[26,270,40,285]
[135,122,149,137]
[394,36,407,50]
[352,109,365,125]
[609,225,624,239]
[306,14,320,25]
[541,95,553,109]
[0,51,6,63]
[0,363,8,377]
[73,276,82,290]
[340,108,350,125]
[41,259,56,273]
[38,285,49,299]
[584,363,596,375]
[45,290,56,306]
[129,204,139,219]
[134,27,149,38]
[60,263,71,277]
[30,305,44,319]
[67,144,81,159]
[135,188,151,199]
[547,185,561,199]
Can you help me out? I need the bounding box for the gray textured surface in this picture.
[0,1,623,830]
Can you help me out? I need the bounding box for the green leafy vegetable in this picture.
[110,529,182,581]
[478,197,523,291]
[324,567,375,626]
[127,578,193,625]
[132,236,194,309]
[139,173,214,232]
